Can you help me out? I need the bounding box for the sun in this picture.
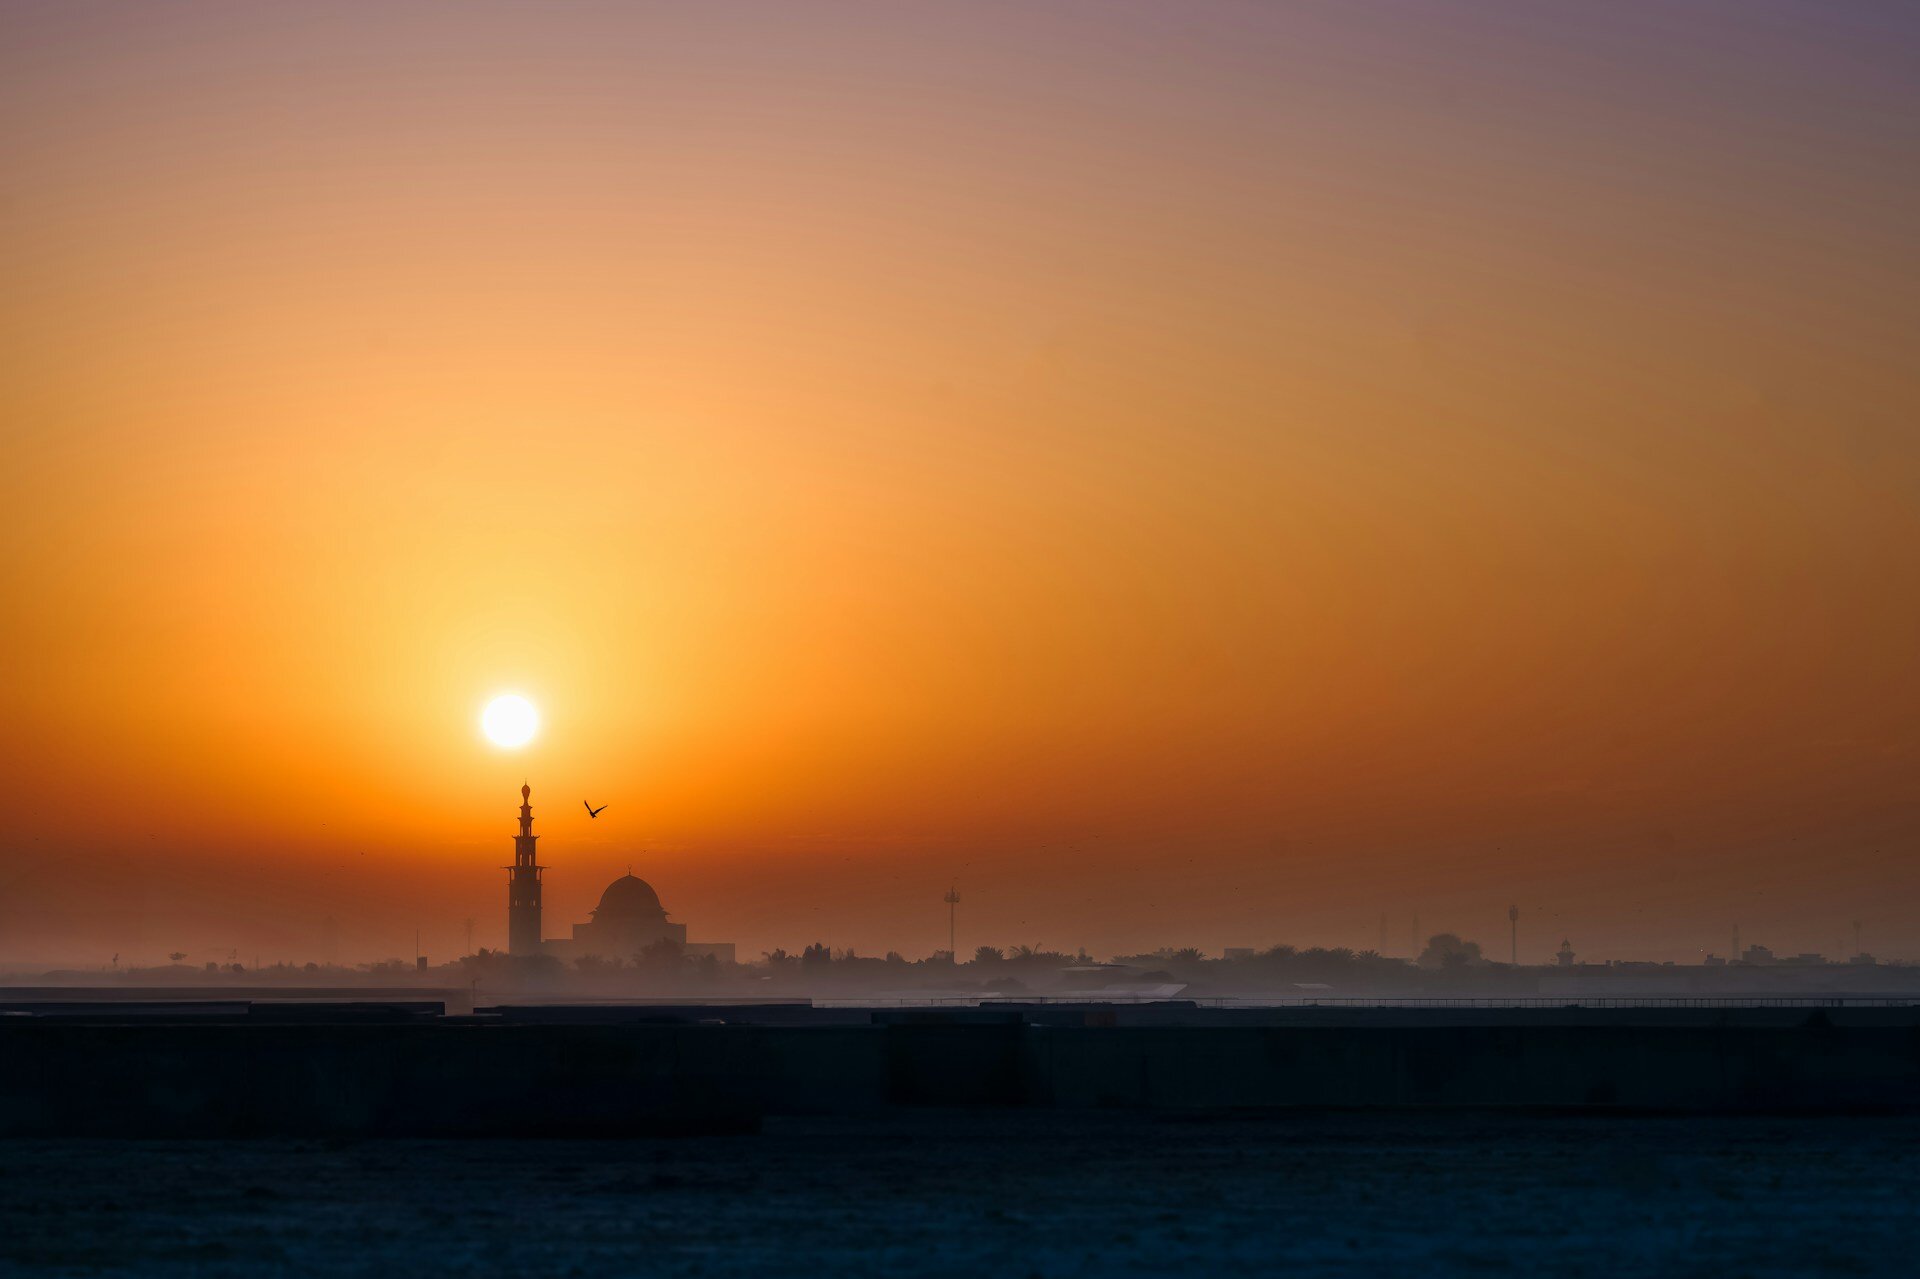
[481,694,539,749]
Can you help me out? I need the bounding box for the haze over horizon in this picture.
[3,2,1917,968]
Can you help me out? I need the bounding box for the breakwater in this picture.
[2,1002,1915,1135]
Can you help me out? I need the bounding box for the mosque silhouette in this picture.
[504,784,734,965]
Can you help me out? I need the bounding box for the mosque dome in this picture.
[593,873,667,922]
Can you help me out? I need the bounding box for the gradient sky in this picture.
[3,1,1917,967]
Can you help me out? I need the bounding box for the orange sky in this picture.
[3,2,1917,966]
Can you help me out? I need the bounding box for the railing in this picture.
[814,993,1920,1009]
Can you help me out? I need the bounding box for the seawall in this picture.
[2,1004,1915,1135]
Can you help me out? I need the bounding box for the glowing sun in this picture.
[481,694,539,749]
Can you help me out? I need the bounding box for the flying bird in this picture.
[584,801,607,818]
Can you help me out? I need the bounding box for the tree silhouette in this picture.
[1417,933,1483,969]
[636,938,685,970]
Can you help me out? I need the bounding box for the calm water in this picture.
[4,1111,1916,1276]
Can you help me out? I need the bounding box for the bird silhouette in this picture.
[584,801,607,818]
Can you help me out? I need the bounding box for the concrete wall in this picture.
[0,1023,759,1137]
[3,1013,1916,1136]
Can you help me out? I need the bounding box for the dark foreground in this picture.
[4,1112,1918,1277]
[10,1005,1920,1134]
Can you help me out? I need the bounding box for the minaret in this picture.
[505,783,544,955]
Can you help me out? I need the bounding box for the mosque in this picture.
[503,784,735,965]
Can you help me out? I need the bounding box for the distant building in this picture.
[502,786,735,966]
[1555,939,1575,968]
[1739,944,1776,966]
[578,873,685,955]
[547,873,736,965]
[505,783,544,955]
